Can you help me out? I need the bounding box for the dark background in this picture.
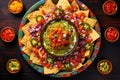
[0,0,120,80]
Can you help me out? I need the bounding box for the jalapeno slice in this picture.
[46,57,54,64]
[30,38,38,46]
[64,62,72,71]
[84,43,92,50]
[83,23,90,30]
[36,15,44,22]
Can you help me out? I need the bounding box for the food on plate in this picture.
[1,27,15,42]
[6,59,21,74]
[18,0,100,76]
[102,0,118,15]
[42,19,78,57]
[8,0,23,14]
[97,59,112,74]
[104,27,119,42]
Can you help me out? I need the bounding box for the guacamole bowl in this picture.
[41,18,79,57]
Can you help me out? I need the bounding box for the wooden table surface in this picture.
[0,0,120,80]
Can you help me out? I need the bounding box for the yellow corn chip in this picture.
[21,34,30,46]
[71,0,80,11]
[39,0,55,13]
[30,53,41,65]
[90,28,100,43]
[56,0,71,10]
[27,11,42,21]
[44,66,59,74]
[84,17,97,28]
[72,63,83,71]
[75,10,89,17]
[22,46,31,56]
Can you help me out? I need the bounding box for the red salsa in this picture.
[103,0,117,15]
[105,27,119,42]
[1,27,15,42]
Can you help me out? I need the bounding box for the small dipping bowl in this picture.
[102,0,118,15]
[97,59,112,75]
[6,58,21,74]
[104,27,119,42]
[8,0,23,14]
[1,27,15,43]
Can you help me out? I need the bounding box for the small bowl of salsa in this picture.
[104,27,119,42]
[1,27,15,42]
[102,0,118,15]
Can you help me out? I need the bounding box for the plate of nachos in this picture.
[18,0,101,77]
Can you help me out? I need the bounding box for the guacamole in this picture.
[42,19,78,57]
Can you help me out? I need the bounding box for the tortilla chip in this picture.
[30,53,41,65]
[22,24,29,35]
[90,28,100,43]
[39,0,55,13]
[56,0,71,10]
[22,46,32,56]
[84,46,93,58]
[44,66,59,74]
[75,10,89,17]
[21,34,31,46]
[71,0,80,11]
[83,17,97,28]
[22,20,37,35]
[27,11,42,21]
[26,41,32,50]
[85,50,90,57]
[72,63,83,71]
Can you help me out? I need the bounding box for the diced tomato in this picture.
[73,5,78,11]
[85,36,93,43]
[80,48,86,56]
[42,62,47,66]
[32,48,39,56]
[106,27,118,41]
[70,59,79,67]
[78,26,83,33]
[104,1,117,14]
[69,15,74,19]
[66,6,72,11]
[38,19,45,25]
[84,31,89,36]
[40,58,45,62]
[40,49,45,56]
[74,55,82,62]
[74,21,78,27]
[45,63,51,68]
[69,0,76,3]
[77,12,85,20]
[1,28,15,42]
[56,61,62,69]
[41,9,46,15]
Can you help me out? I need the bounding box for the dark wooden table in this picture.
[0,0,120,80]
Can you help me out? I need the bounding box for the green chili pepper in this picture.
[36,15,44,22]
[54,8,63,16]
[83,23,90,30]
[85,43,92,50]
[30,38,38,46]
[64,63,72,71]
[46,57,54,64]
